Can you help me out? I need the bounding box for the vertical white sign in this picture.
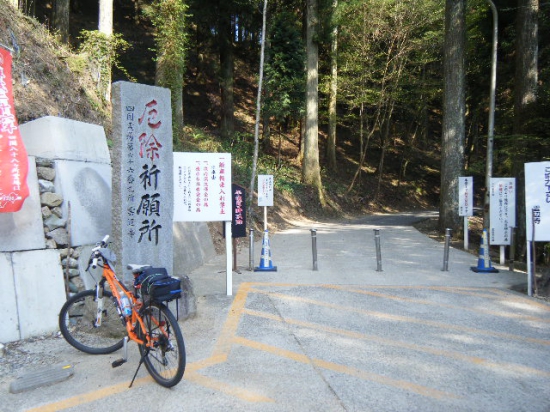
[173,152,232,222]
[525,161,550,241]
[258,175,274,206]
[458,177,473,216]
[489,178,516,245]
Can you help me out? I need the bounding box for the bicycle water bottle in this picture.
[120,291,132,317]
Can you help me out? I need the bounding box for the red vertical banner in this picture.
[0,48,29,213]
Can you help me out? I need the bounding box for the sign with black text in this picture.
[525,162,550,241]
[458,177,473,217]
[489,177,516,245]
[258,175,274,206]
[173,152,232,222]
[231,183,246,238]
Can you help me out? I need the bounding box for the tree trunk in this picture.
[151,0,188,143]
[156,60,184,140]
[98,0,113,101]
[303,0,323,193]
[262,111,271,151]
[262,34,271,151]
[219,16,235,139]
[513,0,539,256]
[54,0,70,43]
[440,0,466,234]
[299,117,305,163]
[98,0,113,36]
[514,0,538,134]
[326,0,338,172]
[375,98,395,200]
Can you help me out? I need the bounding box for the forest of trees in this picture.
[8,0,550,241]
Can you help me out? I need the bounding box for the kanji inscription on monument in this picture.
[112,82,173,282]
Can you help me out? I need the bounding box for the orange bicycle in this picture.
[58,235,185,388]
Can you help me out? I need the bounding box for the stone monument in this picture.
[111,82,174,283]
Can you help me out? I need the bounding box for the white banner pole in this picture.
[464,217,469,250]
[264,206,268,231]
[526,240,532,297]
[225,221,232,296]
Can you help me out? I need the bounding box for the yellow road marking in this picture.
[233,336,459,400]
[250,283,550,311]
[489,288,550,311]
[186,354,227,373]
[324,285,550,322]
[249,288,550,346]
[211,282,251,360]
[242,308,550,378]
[25,283,549,411]
[25,375,153,412]
[185,371,274,403]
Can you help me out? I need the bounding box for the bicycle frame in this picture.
[96,260,169,350]
[59,235,186,388]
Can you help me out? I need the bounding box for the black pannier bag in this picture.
[134,267,182,303]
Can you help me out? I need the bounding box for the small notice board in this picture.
[258,175,274,207]
[173,152,232,222]
[173,152,234,295]
[489,178,516,245]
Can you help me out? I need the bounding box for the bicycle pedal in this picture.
[111,358,127,368]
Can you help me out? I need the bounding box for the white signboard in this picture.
[173,152,232,222]
[258,175,274,206]
[489,178,516,245]
[458,177,474,216]
[525,161,550,241]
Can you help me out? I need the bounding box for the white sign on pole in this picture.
[258,175,274,206]
[173,152,233,295]
[525,161,550,242]
[173,152,232,222]
[458,177,474,216]
[489,178,516,245]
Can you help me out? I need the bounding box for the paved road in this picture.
[3,213,550,411]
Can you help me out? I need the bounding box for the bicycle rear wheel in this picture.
[59,289,126,354]
[137,303,186,387]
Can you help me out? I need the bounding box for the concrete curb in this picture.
[9,363,74,394]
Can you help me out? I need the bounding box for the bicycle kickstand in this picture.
[112,337,128,368]
[129,347,149,388]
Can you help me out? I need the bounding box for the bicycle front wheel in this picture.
[59,289,126,354]
[137,303,186,387]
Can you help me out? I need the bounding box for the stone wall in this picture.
[36,158,83,294]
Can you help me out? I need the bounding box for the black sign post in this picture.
[223,184,247,272]
[231,184,247,238]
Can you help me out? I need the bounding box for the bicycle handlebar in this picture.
[88,235,112,270]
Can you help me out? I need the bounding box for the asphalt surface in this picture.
[3,212,550,412]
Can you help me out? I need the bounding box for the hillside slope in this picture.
[0,6,107,128]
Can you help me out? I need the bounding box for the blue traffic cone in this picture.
[471,229,499,273]
[254,230,277,272]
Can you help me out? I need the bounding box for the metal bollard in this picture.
[311,229,318,271]
[249,228,255,271]
[442,228,452,271]
[374,229,382,272]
